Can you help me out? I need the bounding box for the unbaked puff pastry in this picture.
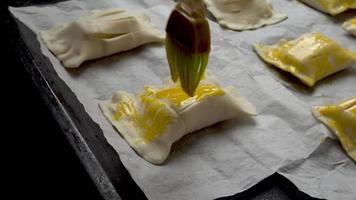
[204,0,287,30]
[41,8,165,68]
[99,75,256,164]
[343,18,356,37]
[312,98,356,161]
[298,0,356,15]
[254,33,356,87]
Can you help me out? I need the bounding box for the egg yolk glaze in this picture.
[156,84,225,107]
[299,0,356,15]
[99,76,256,164]
[254,33,356,87]
[312,98,356,161]
[112,84,224,142]
[343,18,356,37]
[350,18,356,26]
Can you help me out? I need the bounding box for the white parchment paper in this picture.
[10,0,356,199]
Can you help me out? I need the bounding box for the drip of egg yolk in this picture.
[315,98,356,159]
[257,33,356,86]
[112,84,225,142]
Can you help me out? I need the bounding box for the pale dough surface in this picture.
[99,77,256,164]
[41,8,165,68]
[204,0,287,30]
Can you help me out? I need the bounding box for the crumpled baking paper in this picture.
[10,0,356,199]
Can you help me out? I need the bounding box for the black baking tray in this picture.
[6,1,323,199]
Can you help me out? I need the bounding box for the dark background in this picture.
[2,0,103,199]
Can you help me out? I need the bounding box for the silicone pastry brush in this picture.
[166,0,211,96]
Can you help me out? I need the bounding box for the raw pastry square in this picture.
[343,18,356,37]
[41,8,165,68]
[99,76,256,164]
[312,98,356,161]
[299,0,356,15]
[254,33,356,87]
[204,0,287,30]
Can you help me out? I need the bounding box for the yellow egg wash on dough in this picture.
[156,84,225,106]
[256,33,356,86]
[112,95,136,121]
[350,18,356,26]
[268,34,342,79]
[319,0,356,11]
[112,84,225,142]
[315,98,356,159]
[112,88,173,142]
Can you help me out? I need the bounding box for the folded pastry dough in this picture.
[312,98,356,161]
[343,18,356,37]
[99,76,256,164]
[298,0,356,15]
[254,33,356,87]
[41,8,165,68]
[204,0,287,30]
